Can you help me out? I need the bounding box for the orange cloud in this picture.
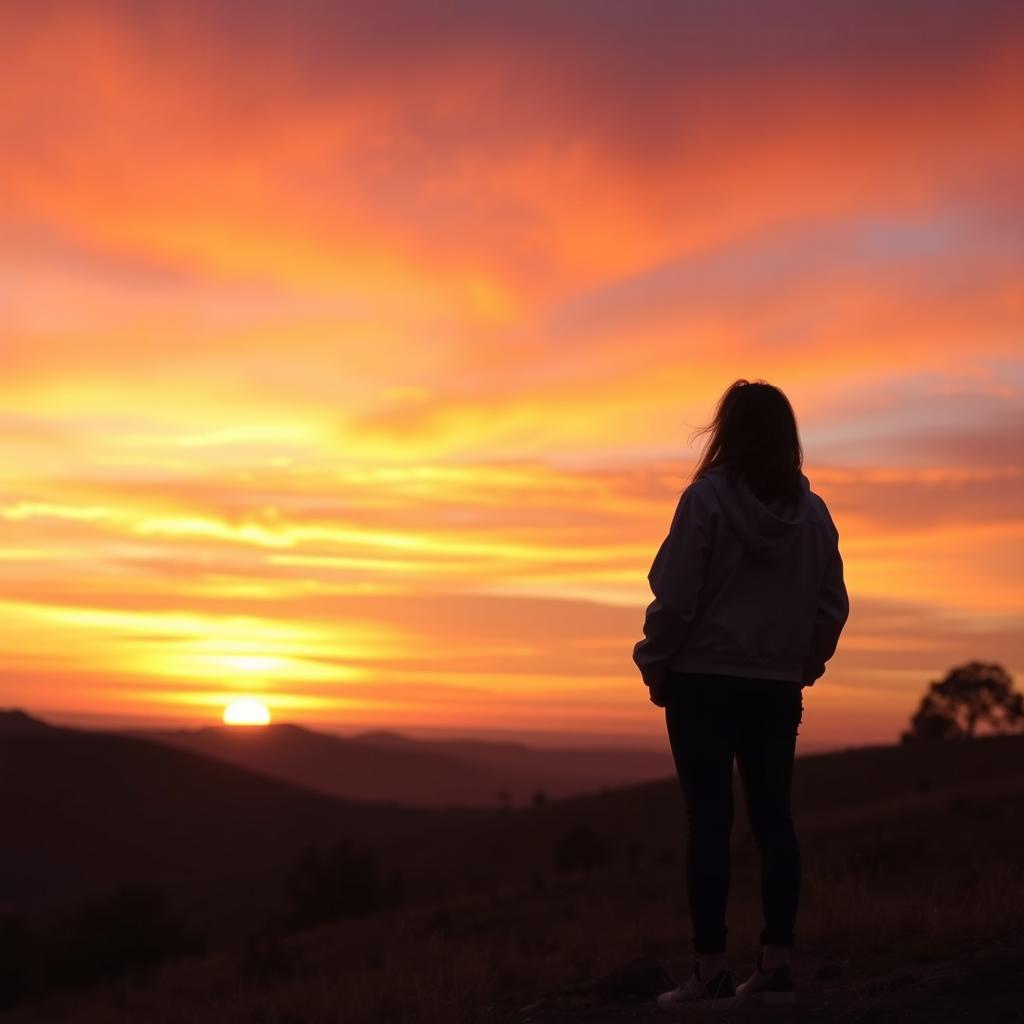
[1,1,1021,748]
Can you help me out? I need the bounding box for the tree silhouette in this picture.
[901,661,1024,743]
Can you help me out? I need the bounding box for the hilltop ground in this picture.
[4,735,1024,1023]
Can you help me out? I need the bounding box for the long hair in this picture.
[686,379,804,505]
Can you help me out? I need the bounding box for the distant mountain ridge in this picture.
[349,729,535,755]
[2,708,676,810]
[122,720,676,807]
[0,708,59,734]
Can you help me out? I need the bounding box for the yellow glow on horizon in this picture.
[222,697,271,726]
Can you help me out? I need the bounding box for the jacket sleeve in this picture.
[632,484,713,693]
[803,541,850,685]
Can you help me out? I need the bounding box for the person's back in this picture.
[636,463,848,688]
[632,380,849,699]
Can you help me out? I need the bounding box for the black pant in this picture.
[664,670,803,954]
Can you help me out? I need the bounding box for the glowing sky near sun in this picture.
[2,0,1022,750]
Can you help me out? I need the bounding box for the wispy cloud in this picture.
[1,0,1021,745]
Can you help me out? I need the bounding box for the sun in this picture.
[222,697,271,726]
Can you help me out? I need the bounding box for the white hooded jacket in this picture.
[632,465,849,690]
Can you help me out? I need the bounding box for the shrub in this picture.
[285,839,403,930]
[42,884,205,994]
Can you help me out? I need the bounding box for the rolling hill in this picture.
[0,710,462,948]
[4,723,1023,1023]
[121,721,676,807]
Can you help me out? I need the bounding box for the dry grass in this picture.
[7,751,1024,1023]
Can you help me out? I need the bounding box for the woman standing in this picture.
[632,379,849,1010]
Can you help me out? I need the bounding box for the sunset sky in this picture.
[2,1,1022,751]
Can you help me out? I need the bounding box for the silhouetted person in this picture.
[633,379,849,1009]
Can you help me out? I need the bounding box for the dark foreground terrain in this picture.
[3,721,1023,1022]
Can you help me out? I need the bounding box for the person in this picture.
[632,379,849,1011]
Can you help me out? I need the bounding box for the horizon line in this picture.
[3,705,886,758]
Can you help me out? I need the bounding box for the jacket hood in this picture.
[703,466,812,561]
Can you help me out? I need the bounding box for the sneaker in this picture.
[735,951,797,1004]
[656,957,736,1012]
